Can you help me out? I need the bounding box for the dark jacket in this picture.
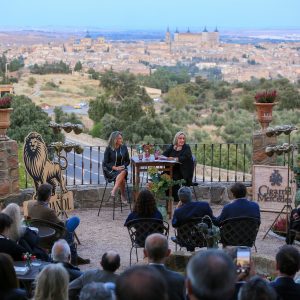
[163,143,194,186]
[172,201,216,228]
[54,261,82,282]
[271,276,300,300]
[124,209,163,226]
[103,145,130,172]
[0,237,27,261]
[1,288,28,300]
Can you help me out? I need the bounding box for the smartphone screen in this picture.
[236,247,251,274]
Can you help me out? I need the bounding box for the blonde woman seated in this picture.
[103,131,130,204]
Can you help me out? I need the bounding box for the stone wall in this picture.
[0,139,19,203]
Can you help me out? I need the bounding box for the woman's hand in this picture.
[168,157,178,162]
[113,166,125,171]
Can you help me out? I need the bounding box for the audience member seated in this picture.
[238,276,277,300]
[27,183,89,265]
[0,213,27,261]
[172,186,216,228]
[69,250,120,300]
[51,239,82,282]
[216,182,260,225]
[115,265,168,300]
[286,206,300,244]
[124,189,162,226]
[0,253,28,300]
[162,131,194,202]
[186,249,236,300]
[144,233,186,300]
[270,245,300,300]
[33,263,69,300]
[2,203,49,261]
[79,282,114,300]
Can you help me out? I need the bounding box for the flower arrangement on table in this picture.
[22,252,36,268]
[254,90,277,103]
[0,94,12,108]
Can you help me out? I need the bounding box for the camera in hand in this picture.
[236,246,251,274]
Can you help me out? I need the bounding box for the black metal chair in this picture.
[126,218,169,265]
[219,217,260,251]
[172,216,211,251]
[97,166,131,220]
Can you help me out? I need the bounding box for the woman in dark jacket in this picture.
[103,131,130,204]
[162,131,194,201]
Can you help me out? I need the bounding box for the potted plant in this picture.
[254,90,277,129]
[0,94,13,141]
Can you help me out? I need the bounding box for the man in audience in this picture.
[69,250,120,300]
[51,239,82,282]
[286,206,300,244]
[172,186,216,228]
[144,233,185,300]
[216,182,260,225]
[27,183,89,265]
[116,265,168,300]
[270,245,300,300]
[79,282,114,300]
[186,249,236,300]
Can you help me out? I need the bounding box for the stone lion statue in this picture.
[23,132,68,197]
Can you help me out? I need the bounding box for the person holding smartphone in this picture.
[103,131,130,204]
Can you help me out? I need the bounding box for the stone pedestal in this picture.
[0,139,19,202]
[252,131,277,165]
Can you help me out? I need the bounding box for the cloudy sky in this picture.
[1,0,299,30]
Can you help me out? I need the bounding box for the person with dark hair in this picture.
[69,250,120,300]
[124,189,162,225]
[238,276,277,300]
[172,186,216,228]
[0,253,27,300]
[144,233,185,300]
[115,265,168,300]
[186,249,236,300]
[286,206,300,244]
[27,183,89,265]
[103,131,130,204]
[216,182,260,225]
[0,213,27,261]
[270,245,300,300]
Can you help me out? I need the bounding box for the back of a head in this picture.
[0,213,13,234]
[230,182,247,199]
[37,183,52,202]
[187,249,236,300]
[101,250,120,272]
[134,189,156,216]
[79,282,113,300]
[276,245,300,276]
[0,253,18,293]
[116,265,168,300]
[238,276,277,300]
[178,186,192,203]
[51,239,71,263]
[34,263,69,300]
[145,233,169,262]
[2,203,22,241]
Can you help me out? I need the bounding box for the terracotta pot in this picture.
[255,102,276,130]
[0,108,13,141]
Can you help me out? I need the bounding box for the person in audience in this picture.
[27,183,89,265]
[144,233,185,300]
[286,205,300,244]
[0,253,27,300]
[69,250,120,300]
[216,182,260,225]
[238,276,277,300]
[0,213,27,261]
[115,265,168,300]
[33,263,69,300]
[103,131,130,204]
[79,282,114,300]
[172,186,216,228]
[51,239,82,282]
[186,249,236,300]
[162,131,194,202]
[2,203,49,261]
[270,245,300,300]
[124,189,162,226]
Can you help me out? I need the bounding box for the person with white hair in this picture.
[33,263,69,300]
[79,282,114,300]
[51,239,82,281]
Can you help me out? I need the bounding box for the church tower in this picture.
[165,26,172,52]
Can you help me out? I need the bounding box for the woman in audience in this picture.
[33,263,69,300]
[103,131,130,204]
[162,131,194,201]
[2,203,49,261]
[124,189,162,226]
[0,253,27,300]
[0,213,27,261]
